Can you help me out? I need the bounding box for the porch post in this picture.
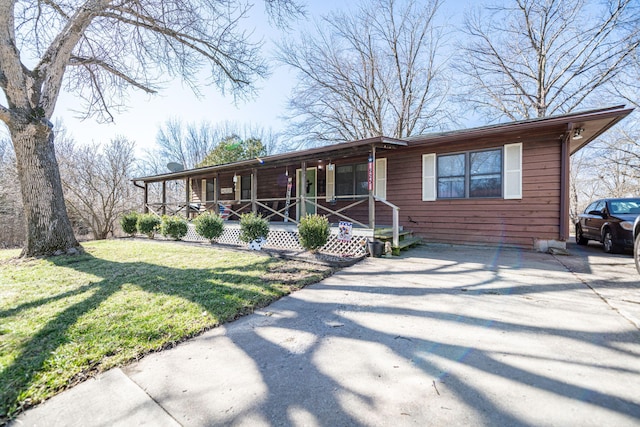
[368,146,376,230]
[161,181,166,215]
[214,174,219,205]
[144,182,149,213]
[185,178,190,219]
[251,168,258,213]
[300,161,307,218]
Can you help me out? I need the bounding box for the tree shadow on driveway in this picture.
[122,244,640,426]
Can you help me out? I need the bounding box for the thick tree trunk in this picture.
[11,120,81,257]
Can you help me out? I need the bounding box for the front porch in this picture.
[134,136,411,255]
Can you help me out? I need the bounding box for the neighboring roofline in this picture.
[133,105,633,183]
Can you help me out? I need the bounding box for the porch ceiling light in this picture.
[572,127,584,140]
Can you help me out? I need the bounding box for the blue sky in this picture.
[2,0,471,155]
[52,1,327,154]
[54,0,471,155]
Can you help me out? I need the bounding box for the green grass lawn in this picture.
[0,239,333,421]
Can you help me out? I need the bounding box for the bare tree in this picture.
[456,0,639,121]
[594,126,640,190]
[145,119,282,172]
[570,147,602,224]
[57,135,137,240]
[154,119,219,170]
[570,122,640,222]
[278,0,451,146]
[610,3,640,108]
[0,0,301,257]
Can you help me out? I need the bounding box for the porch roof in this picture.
[135,136,407,183]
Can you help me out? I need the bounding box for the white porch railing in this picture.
[145,194,401,250]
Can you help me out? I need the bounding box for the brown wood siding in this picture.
[383,138,563,249]
[181,134,564,249]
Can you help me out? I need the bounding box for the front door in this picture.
[296,167,317,219]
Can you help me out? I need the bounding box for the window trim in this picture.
[503,143,522,200]
[422,154,436,201]
[374,158,387,200]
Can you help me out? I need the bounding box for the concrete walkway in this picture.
[13,243,640,426]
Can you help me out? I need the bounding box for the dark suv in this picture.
[575,198,640,253]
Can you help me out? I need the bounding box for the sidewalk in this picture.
[12,243,640,426]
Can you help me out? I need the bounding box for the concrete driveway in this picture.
[14,243,640,426]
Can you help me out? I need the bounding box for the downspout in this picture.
[560,128,571,241]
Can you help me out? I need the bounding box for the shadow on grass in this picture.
[0,249,314,421]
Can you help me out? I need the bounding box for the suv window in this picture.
[595,201,605,212]
[609,199,640,214]
[585,201,600,213]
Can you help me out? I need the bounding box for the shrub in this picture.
[239,212,269,243]
[194,212,224,242]
[120,212,139,236]
[160,215,188,240]
[298,214,330,251]
[136,213,161,239]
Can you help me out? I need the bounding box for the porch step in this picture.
[390,236,422,255]
[374,228,421,255]
[374,229,412,240]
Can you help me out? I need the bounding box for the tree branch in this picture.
[34,0,112,118]
[69,56,157,93]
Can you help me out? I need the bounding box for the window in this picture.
[437,154,465,198]
[437,149,502,199]
[469,150,502,197]
[335,163,368,196]
[205,179,215,202]
[241,175,251,200]
[608,199,640,215]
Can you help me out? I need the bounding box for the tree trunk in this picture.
[11,120,81,257]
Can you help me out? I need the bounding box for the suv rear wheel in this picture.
[575,224,588,245]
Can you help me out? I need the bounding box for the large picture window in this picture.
[336,163,368,196]
[437,149,502,198]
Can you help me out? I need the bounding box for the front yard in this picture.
[0,239,334,421]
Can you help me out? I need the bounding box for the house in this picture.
[133,105,633,254]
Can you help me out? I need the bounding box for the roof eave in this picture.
[133,136,407,183]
